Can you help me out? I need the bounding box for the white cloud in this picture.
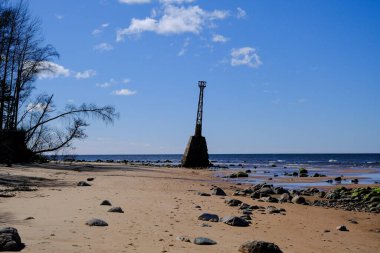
[231,47,262,68]
[236,7,247,19]
[27,103,51,113]
[122,78,131,84]
[117,4,228,40]
[97,78,131,88]
[94,42,114,51]
[55,14,64,20]
[97,78,117,88]
[119,0,151,4]
[113,89,137,96]
[178,38,190,56]
[92,23,110,35]
[212,34,228,43]
[37,61,71,79]
[75,69,96,79]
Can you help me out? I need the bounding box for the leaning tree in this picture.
[0,2,118,162]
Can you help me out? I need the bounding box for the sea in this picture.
[57,153,380,189]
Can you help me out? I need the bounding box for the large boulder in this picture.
[239,240,283,253]
[0,227,25,251]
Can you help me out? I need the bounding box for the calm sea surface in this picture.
[57,153,380,189]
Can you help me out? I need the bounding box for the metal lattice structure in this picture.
[182,81,209,168]
[195,81,206,137]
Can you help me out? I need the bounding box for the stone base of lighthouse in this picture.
[181,135,209,168]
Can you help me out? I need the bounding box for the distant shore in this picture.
[0,162,379,252]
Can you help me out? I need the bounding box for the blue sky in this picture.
[28,0,380,154]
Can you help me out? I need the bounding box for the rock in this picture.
[334,177,342,182]
[336,225,349,231]
[225,199,242,207]
[193,237,217,245]
[212,187,226,196]
[100,200,112,206]
[299,168,308,174]
[237,171,249,177]
[238,240,283,253]
[198,192,211,196]
[266,206,281,214]
[0,227,25,251]
[195,205,201,208]
[291,195,306,204]
[239,203,250,210]
[77,181,91,186]
[259,187,274,195]
[176,236,191,243]
[351,179,359,184]
[198,213,219,222]
[260,196,279,203]
[221,216,249,227]
[274,187,287,194]
[24,217,34,220]
[348,219,358,224]
[86,177,95,181]
[108,207,124,213]
[241,214,252,220]
[86,218,108,226]
[279,193,291,203]
[245,170,252,173]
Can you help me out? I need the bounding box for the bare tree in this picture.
[0,2,118,161]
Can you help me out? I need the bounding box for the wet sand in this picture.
[0,163,379,253]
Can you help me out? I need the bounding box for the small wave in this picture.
[277,160,285,162]
[329,159,338,163]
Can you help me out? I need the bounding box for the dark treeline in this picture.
[0,1,118,163]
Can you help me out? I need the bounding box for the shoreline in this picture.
[0,162,379,252]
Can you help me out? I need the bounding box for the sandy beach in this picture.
[1,163,379,253]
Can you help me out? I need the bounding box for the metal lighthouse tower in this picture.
[182,81,209,168]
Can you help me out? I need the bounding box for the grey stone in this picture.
[193,237,217,245]
[238,240,283,253]
[336,225,348,231]
[198,213,219,222]
[260,196,279,203]
[212,187,226,196]
[225,199,242,206]
[279,193,291,202]
[77,181,91,186]
[0,227,24,251]
[291,195,306,204]
[266,206,281,214]
[86,218,108,226]
[259,186,274,195]
[108,207,124,213]
[176,236,191,243]
[198,192,211,196]
[100,200,112,206]
[221,216,249,227]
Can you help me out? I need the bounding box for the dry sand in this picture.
[0,163,379,253]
